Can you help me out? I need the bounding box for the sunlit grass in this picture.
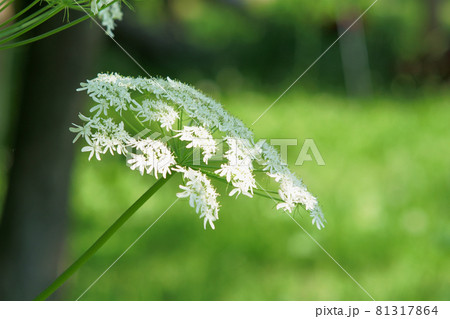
[66,90,450,300]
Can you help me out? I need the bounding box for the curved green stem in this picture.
[34,174,174,301]
[0,0,41,29]
[0,14,89,50]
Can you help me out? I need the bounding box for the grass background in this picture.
[0,0,448,302]
[64,90,450,300]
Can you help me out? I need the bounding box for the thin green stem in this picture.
[0,5,52,37]
[0,6,61,44]
[132,113,147,131]
[199,169,281,201]
[0,0,13,14]
[34,174,174,301]
[0,0,40,29]
[178,107,183,131]
[0,14,89,50]
[190,164,268,173]
[189,164,223,170]
[112,108,141,135]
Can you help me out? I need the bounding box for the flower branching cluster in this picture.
[71,73,326,230]
[175,126,216,164]
[174,166,220,229]
[91,0,123,37]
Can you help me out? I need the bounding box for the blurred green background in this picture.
[0,0,449,300]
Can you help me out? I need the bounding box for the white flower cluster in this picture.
[259,142,326,229]
[268,172,325,229]
[128,138,176,178]
[175,126,217,164]
[78,73,138,115]
[151,77,254,140]
[70,115,130,160]
[216,137,257,198]
[72,73,325,230]
[137,100,179,131]
[91,0,123,38]
[69,113,176,178]
[174,166,220,229]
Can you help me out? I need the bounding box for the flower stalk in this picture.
[34,174,173,301]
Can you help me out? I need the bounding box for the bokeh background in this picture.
[0,0,449,300]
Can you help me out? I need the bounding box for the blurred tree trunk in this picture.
[337,9,372,97]
[423,0,446,57]
[0,4,15,148]
[426,0,439,31]
[0,11,101,300]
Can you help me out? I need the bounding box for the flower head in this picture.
[72,73,325,229]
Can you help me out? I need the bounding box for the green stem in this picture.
[34,174,174,301]
[0,0,40,29]
[199,169,281,201]
[0,14,89,50]
[0,6,61,43]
